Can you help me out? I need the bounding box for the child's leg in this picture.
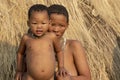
[22,72,54,80]
[22,73,33,80]
[50,76,54,80]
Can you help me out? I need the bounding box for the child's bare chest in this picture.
[26,38,53,53]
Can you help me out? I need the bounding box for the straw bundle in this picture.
[0,0,120,80]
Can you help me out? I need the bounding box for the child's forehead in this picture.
[30,11,49,17]
[31,10,48,15]
[29,12,49,21]
[50,14,67,21]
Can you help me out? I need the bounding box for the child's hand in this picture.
[57,67,68,77]
[15,72,22,80]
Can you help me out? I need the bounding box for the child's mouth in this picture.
[36,30,43,34]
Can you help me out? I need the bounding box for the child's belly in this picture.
[26,51,55,80]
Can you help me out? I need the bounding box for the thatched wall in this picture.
[0,0,120,80]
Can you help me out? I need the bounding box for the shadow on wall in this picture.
[112,37,120,80]
[0,41,18,80]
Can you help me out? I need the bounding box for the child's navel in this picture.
[41,70,45,72]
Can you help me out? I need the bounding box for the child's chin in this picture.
[36,35,42,37]
[34,34,42,38]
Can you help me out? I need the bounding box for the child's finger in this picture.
[56,71,59,76]
[16,75,19,80]
[63,71,68,77]
[19,74,22,80]
[19,76,21,80]
[60,70,63,77]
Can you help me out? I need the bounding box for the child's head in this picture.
[28,4,48,19]
[48,4,69,23]
[48,4,69,38]
[27,4,49,38]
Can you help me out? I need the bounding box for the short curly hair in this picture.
[28,4,48,19]
[48,4,69,23]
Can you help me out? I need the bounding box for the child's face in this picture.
[28,11,49,37]
[49,14,68,39]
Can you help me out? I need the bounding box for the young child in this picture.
[48,4,91,80]
[15,4,66,80]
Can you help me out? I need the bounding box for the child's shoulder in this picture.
[46,32,56,39]
[21,33,30,40]
[67,39,83,48]
[68,39,81,44]
[67,39,85,54]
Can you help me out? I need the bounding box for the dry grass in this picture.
[0,0,120,80]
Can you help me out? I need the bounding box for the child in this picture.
[15,4,66,80]
[48,4,91,80]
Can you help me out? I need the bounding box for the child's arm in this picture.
[50,33,67,76]
[15,35,27,80]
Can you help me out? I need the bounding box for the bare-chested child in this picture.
[48,4,91,80]
[15,4,66,80]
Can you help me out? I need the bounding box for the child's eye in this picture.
[32,22,37,24]
[59,24,64,27]
[42,22,46,24]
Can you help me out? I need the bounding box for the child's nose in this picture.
[37,24,42,28]
[54,26,60,32]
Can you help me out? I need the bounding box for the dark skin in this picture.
[16,6,91,80]
[49,13,91,80]
[15,11,66,80]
